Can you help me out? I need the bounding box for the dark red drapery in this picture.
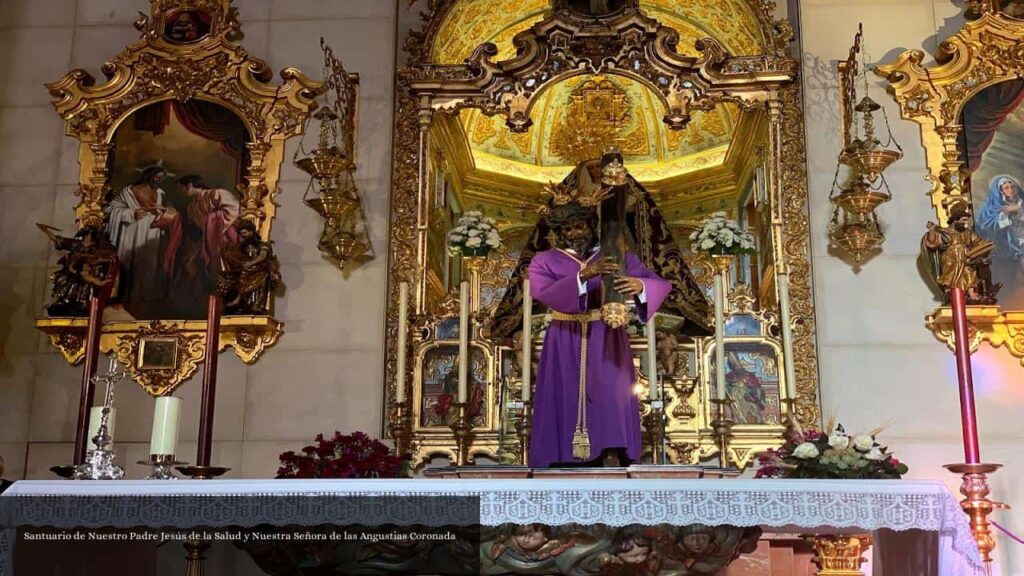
[132,100,249,183]
[961,79,1024,172]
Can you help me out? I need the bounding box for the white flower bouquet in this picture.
[447,211,502,257]
[756,422,908,480]
[688,211,756,255]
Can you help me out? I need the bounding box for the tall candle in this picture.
[87,406,116,449]
[521,277,532,402]
[150,396,181,456]
[714,271,727,400]
[647,316,659,400]
[458,281,469,403]
[396,282,409,403]
[778,273,798,400]
[950,287,981,464]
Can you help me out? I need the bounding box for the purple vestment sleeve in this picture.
[529,251,587,313]
[627,252,671,322]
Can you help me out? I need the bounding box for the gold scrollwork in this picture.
[877,10,1024,363]
[111,322,205,397]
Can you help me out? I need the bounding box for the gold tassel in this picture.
[572,429,591,460]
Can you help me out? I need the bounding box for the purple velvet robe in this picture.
[528,249,671,467]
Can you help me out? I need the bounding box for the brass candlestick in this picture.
[944,463,1007,572]
[184,539,211,576]
[137,454,187,480]
[780,398,801,437]
[514,399,533,466]
[710,398,734,469]
[642,395,669,464]
[388,400,414,457]
[449,401,474,466]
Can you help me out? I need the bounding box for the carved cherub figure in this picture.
[655,330,680,377]
[598,526,662,575]
[216,219,282,315]
[38,224,118,316]
[921,199,1000,304]
[489,524,577,567]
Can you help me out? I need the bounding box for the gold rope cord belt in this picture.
[550,309,600,459]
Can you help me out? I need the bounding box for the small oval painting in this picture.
[163,10,212,44]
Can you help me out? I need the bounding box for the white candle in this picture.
[87,406,116,449]
[458,281,469,403]
[149,396,181,456]
[714,271,727,400]
[778,272,798,400]
[521,278,532,402]
[396,282,409,404]
[647,315,658,399]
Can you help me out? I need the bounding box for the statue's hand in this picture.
[613,276,644,296]
[580,257,618,280]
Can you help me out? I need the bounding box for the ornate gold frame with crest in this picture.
[877,3,1024,362]
[387,0,821,468]
[35,0,324,396]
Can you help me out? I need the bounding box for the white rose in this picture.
[864,447,885,461]
[465,237,482,248]
[828,431,850,450]
[792,442,819,459]
[700,238,716,250]
[468,229,481,237]
[853,435,874,452]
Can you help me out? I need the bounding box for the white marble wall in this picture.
[0,0,396,485]
[799,1,1024,573]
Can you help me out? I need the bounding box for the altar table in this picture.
[1,478,983,575]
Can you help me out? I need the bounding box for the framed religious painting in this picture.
[879,4,1024,361]
[35,0,323,396]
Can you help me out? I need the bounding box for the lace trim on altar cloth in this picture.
[0,479,984,575]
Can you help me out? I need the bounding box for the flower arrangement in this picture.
[689,212,756,255]
[447,211,502,257]
[755,421,908,480]
[277,431,409,479]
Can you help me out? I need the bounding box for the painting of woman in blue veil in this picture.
[962,79,1024,307]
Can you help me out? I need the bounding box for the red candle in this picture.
[949,287,981,464]
[197,295,223,467]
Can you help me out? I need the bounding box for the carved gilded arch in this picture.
[387,0,821,463]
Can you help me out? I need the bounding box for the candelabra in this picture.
[73,362,127,480]
[448,402,474,466]
[709,398,734,469]
[779,397,801,438]
[138,455,187,480]
[642,395,669,464]
[514,398,533,466]
[388,400,414,458]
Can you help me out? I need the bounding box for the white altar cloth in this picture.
[1,478,983,575]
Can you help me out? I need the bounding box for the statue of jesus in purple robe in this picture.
[528,201,671,467]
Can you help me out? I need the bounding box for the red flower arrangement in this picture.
[277,431,409,479]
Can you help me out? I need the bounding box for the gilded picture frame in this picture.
[35,0,324,396]
[877,4,1024,362]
